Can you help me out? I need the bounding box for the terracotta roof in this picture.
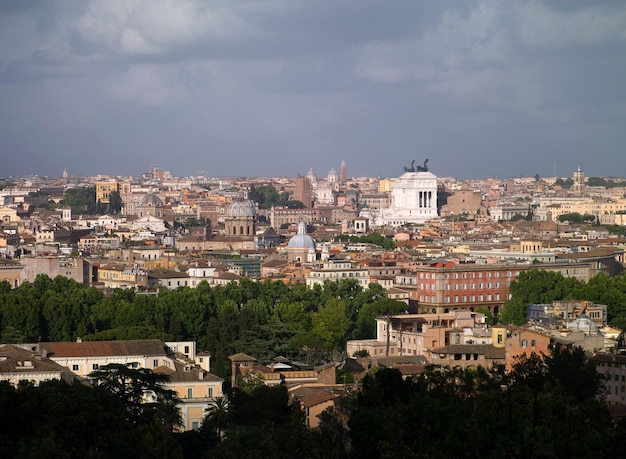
[0,344,67,374]
[298,390,338,408]
[155,361,224,383]
[229,352,257,362]
[148,269,189,279]
[432,344,505,359]
[41,339,167,358]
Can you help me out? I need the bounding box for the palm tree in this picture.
[205,396,233,438]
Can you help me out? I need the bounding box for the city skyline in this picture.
[1,1,625,180]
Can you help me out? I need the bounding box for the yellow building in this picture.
[0,258,24,288]
[96,180,119,204]
[378,178,391,193]
[41,339,223,432]
[97,263,148,289]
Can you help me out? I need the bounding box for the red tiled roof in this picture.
[41,339,167,358]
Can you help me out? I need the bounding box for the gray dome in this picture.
[566,314,601,336]
[227,199,257,217]
[288,222,316,250]
[140,191,162,207]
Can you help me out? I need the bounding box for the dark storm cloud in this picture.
[1,0,625,180]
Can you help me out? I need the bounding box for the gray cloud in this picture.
[1,0,625,180]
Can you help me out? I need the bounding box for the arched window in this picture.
[232,226,237,235]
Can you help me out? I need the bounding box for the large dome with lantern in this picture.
[227,199,257,218]
[288,222,316,250]
[140,190,163,207]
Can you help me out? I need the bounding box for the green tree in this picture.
[89,363,179,425]
[205,396,234,438]
[108,190,123,214]
[311,298,351,353]
[62,186,97,214]
[369,298,407,356]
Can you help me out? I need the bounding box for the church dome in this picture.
[227,199,257,217]
[288,222,316,250]
[566,314,601,336]
[306,168,317,181]
[140,191,163,207]
[327,167,338,181]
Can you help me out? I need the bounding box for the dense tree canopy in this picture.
[334,232,396,250]
[0,378,183,458]
[0,276,388,378]
[499,269,626,327]
[62,186,97,214]
[248,184,303,209]
[558,212,596,223]
[344,345,617,459]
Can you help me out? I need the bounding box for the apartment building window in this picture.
[187,388,193,398]
[454,284,459,290]
[478,295,483,301]
[208,387,213,397]
[454,273,459,279]
[462,296,467,302]
[486,283,491,289]
[470,283,475,289]
[153,359,158,367]
[495,282,500,288]
[92,364,99,370]
[521,340,527,348]
[478,283,483,289]
[454,296,459,302]
[445,285,450,290]
[487,294,492,301]
[191,421,200,431]
[445,296,450,303]
[470,295,475,302]
[462,283,467,290]
[531,340,536,347]
[72,364,79,371]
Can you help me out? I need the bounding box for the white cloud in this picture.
[75,0,250,56]
[517,1,626,48]
[354,0,626,123]
[355,1,510,84]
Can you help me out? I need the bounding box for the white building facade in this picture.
[374,171,438,227]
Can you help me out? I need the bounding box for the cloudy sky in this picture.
[1,0,625,180]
